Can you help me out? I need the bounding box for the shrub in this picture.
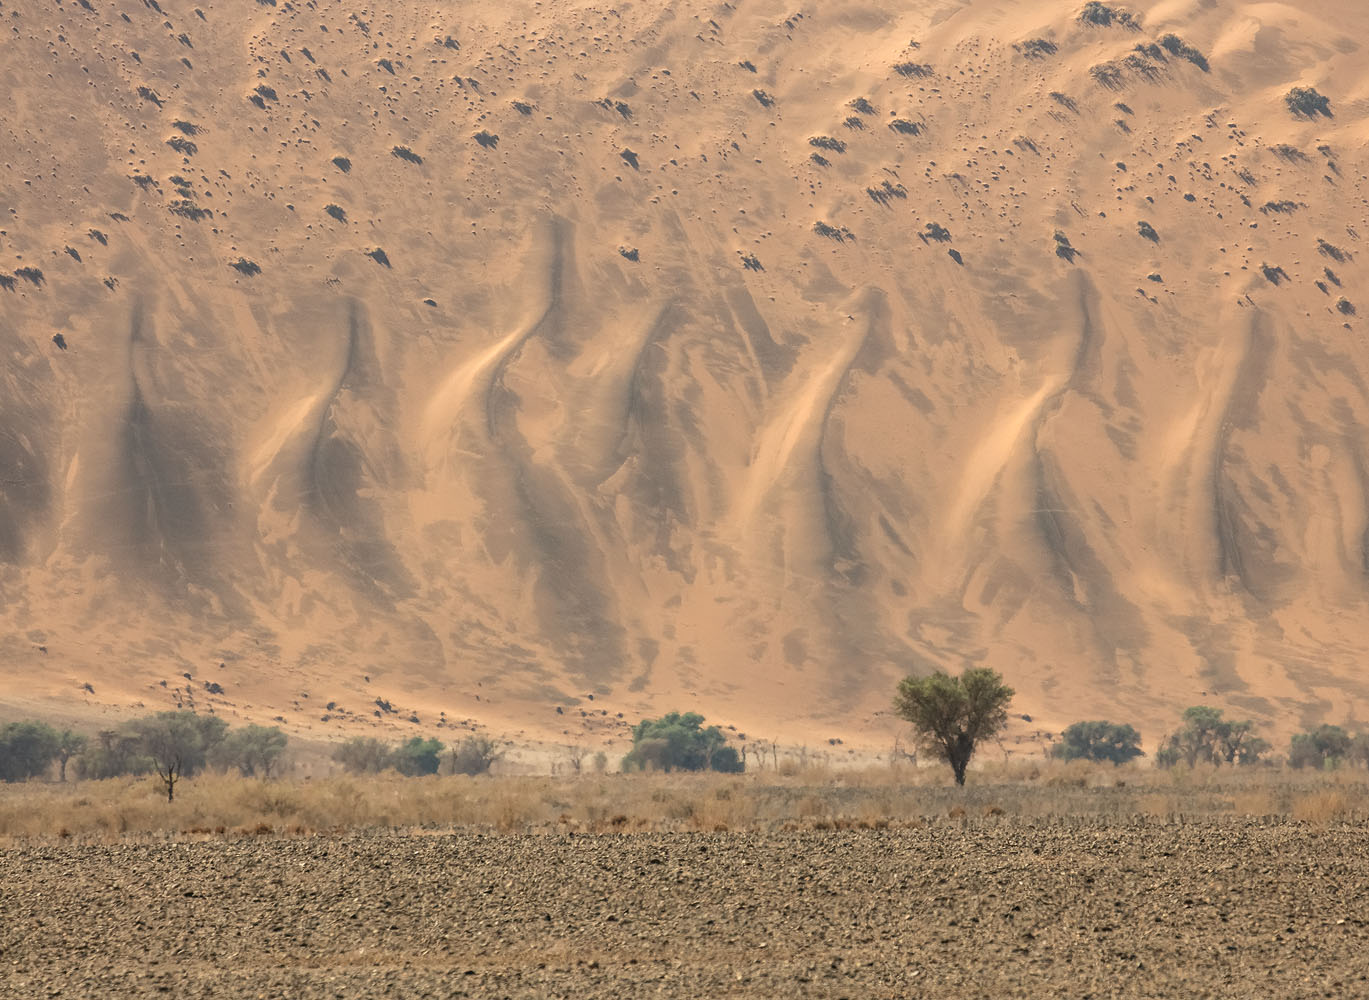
[391,737,443,776]
[1052,721,1144,764]
[921,222,953,243]
[893,668,1014,785]
[1078,2,1138,28]
[451,736,502,776]
[893,62,934,78]
[333,737,390,774]
[1158,34,1209,71]
[1015,38,1058,59]
[621,712,743,773]
[1286,87,1332,119]
[0,721,61,782]
[1137,220,1159,242]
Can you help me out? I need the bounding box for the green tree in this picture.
[332,737,391,774]
[129,711,229,802]
[1155,707,1269,768]
[55,730,87,782]
[893,667,1014,785]
[621,712,742,773]
[1051,721,1144,765]
[212,725,288,778]
[391,737,444,776]
[0,721,61,782]
[1288,725,1353,770]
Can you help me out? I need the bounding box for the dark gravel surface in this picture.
[3,817,1368,999]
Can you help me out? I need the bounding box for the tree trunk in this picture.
[59,756,68,783]
[950,733,974,786]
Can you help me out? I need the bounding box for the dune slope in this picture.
[3,0,1369,752]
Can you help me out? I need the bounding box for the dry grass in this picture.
[2,761,1367,843]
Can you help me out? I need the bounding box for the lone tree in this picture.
[1155,706,1269,768]
[130,711,227,802]
[1051,721,1144,765]
[621,712,744,773]
[894,668,1014,785]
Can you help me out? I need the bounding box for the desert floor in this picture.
[3,817,1367,999]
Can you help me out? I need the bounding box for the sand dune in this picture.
[2,0,1369,756]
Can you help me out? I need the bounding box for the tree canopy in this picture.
[1288,725,1353,770]
[130,711,229,801]
[1155,707,1269,768]
[894,667,1014,785]
[1051,721,1144,765]
[621,712,743,773]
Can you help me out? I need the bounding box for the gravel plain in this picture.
[3,817,1368,999]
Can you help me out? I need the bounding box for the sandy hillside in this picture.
[2,0,1368,756]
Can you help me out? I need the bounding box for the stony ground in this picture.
[3,818,1368,998]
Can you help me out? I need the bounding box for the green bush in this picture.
[1052,721,1144,764]
[0,721,61,782]
[391,737,444,776]
[621,712,743,773]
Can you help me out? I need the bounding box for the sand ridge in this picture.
[1,0,1368,756]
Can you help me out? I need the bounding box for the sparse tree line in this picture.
[331,735,505,777]
[895,668,1369,785]
[7,678,1369,797]
[0,712,286,800]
